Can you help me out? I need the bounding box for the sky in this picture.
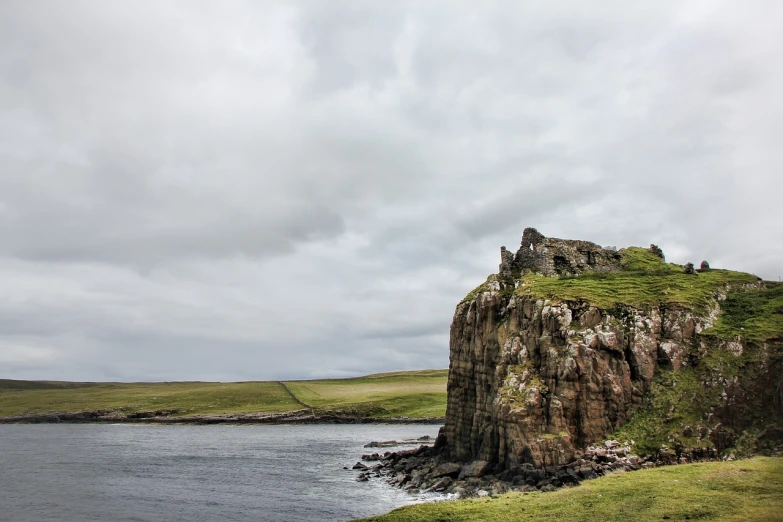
[0,1,781,382]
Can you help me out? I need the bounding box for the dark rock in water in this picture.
[364,441,398,448]
[414,444,430,456]
[428,476,452,492]
[417,435,431,441]
[352,462,369,471]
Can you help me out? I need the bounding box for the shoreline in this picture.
[0,409,444,425]
[353,438,726,498]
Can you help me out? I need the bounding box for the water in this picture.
[0,424,443,522]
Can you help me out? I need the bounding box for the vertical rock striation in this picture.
[442,228,782,468]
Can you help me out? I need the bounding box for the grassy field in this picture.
[0,380,299,417]
[0,369,448,418]
[359,457,783,522]
[284,369,448,418]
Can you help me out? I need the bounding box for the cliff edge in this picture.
[442,228,783,468]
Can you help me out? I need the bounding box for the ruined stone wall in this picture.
[500,227,622,277]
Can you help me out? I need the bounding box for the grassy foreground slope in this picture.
[0,369,447,419]
[359,457,783,522]
[284,369,448,418]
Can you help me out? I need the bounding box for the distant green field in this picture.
[0,381,299,417]
[0,369,448,419]
[359,457,783,522]
[284,369,448,418]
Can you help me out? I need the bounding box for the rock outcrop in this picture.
[359,438,704,496]
[441,229,782,469]
[355,229,780,497]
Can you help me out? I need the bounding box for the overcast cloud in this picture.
[1,1,781,381]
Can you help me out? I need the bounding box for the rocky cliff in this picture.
[442,228,783,469]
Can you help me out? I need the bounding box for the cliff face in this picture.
[442,228,783,468]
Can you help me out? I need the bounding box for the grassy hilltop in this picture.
[517,247,782,337]
[0,369,447,419]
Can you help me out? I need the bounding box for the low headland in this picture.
[0,369,447,424]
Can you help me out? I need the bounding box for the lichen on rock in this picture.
[442,228,783,469]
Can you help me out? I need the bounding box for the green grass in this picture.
[703,282,783,342]
[461,281,492,304]
[611,369,720,455]
[467,246,783,456]
[283,369,448,418]
[612,337,782,457]
[359,457,783,522]
[0,370,448,419]
[0,381,299,417]
[608,279,782,456]
[514,247,760,314]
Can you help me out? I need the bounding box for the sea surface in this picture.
[0,423,444,522]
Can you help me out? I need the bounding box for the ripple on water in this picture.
[0,423,445,522]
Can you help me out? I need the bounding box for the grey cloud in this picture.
[357,323,445,341]
[0,1,781,381]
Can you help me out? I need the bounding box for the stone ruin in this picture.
[649,244,665,260]
[499,227,622,278]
